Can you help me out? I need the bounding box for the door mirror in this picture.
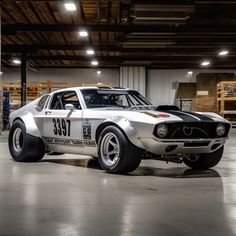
[65,104,75,111]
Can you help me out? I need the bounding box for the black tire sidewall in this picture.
[183,146,224,169]
[9,120,28,161]
[98,126,141,173]
[9,120,45,162]
[98,126,126,172]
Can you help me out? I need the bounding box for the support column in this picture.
[119,66,146,96]
[21,53,27,107]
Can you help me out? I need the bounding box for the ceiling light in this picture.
[64,2,76,11]
[187,71,193,75]
[86,49,95,55]
[97,70,101,75]
[78,30,88,37]
[13,59,21,65]
[0,72,3,75]
[91,60,98,66]
[201,60,210,66]
[218,50,229,56]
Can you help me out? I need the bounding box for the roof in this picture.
[49,86,129,94]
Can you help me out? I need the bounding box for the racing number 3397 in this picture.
[53,118,71,136]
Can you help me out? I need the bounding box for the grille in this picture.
[154,122,230,139]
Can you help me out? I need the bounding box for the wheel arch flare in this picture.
[95,116,145,149]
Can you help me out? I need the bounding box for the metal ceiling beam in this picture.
[4,44,236,53]
[25,55,235,62]
[3,24,236,35]
[1,44,121,53]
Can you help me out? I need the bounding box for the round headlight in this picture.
[216,123,226,137]
[156,124,168,138]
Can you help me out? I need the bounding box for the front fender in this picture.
[96,116,145,149]
[13,111,41,138]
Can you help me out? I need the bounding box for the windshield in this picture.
[81,89,152,108]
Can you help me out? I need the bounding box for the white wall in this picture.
[120,66,146,96]
[1,68,119,87]
[147,69,236,106]
[2,67,236,106]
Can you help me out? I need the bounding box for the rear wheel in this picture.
[98,126,142,174]
[9,120,45,162]
[183,146,224,169]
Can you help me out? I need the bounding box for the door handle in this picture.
[45,111,51,115]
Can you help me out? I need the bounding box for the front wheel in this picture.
[98,126,142,174]
[183,146,224,169]
[9,120,45,162]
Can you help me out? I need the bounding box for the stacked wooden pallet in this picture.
[42,81,72,93]
[3,81,42,101]
[217,81,236,127]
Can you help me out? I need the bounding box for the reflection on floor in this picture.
[0,129,235,235]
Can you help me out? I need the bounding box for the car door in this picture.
[41,90,84,154]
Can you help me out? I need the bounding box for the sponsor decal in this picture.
[43,137,96,147]
[82,120,92,139]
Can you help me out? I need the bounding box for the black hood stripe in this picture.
[160,110,199,122]
[183,111,214,122]
[159,110,214,122]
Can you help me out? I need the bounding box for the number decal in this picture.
[62,119,66,136]
[67,120,71,136]
[53,119,71,136]
[53,118,57,135]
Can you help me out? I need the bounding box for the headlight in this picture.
[216,123,226,136]
[156,124,168,138]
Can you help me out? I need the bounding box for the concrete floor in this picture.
[0,131,236,236]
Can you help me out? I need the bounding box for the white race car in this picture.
[8,87,231,173]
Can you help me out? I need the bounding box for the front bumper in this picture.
[140,137,227,155]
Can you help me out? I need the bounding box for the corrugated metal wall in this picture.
[120,66,146,96]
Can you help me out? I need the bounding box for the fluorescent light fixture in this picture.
[78,30,88,37]
[187,71,193,75]
[86,49,95,55]
[218,50,229,56]
[91,60,98,66]
[64,2,76,11]
[13,59,21,65]
[97,70,101,75]
[201,60,210,66]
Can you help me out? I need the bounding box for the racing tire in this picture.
[9,120,45,162]
[183,146,224,169]
[98,126,142,174]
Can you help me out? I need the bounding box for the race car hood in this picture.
[84,107,227,125]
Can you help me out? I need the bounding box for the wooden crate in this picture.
[3,81,42,101]
[192,96,217,113]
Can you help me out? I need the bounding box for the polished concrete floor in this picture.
[0,131,236,236]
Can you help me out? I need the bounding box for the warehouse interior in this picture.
[1,0,236,235]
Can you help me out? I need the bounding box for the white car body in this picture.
[9,87,231,159]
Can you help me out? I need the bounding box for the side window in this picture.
[36,95,49,111]
[50,91,81,110]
